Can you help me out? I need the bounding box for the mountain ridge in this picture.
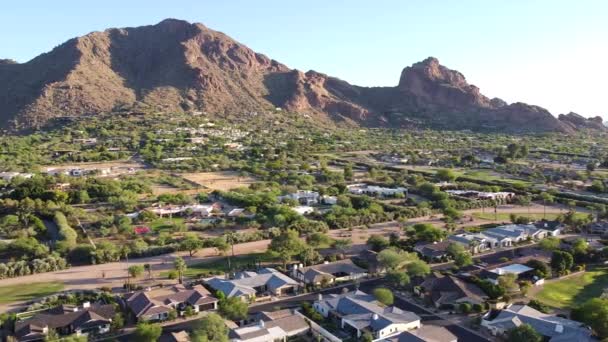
[0,19,602,133]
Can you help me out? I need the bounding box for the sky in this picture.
[1,0,606,120]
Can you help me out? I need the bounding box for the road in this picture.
[112,278,490,342]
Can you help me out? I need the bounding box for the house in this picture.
[321,195,338,205]
[126,284,218,321]
[480,263,535,285]
[292,205,314,215]
[160,330,191,342]
[314,290,421,340]
[588,221,608,235]
[206,268,299,301]
[347,184,407,197]
[227,208,254,219]
[15,302,114,341]
[534,220,563,236]
[481,304,594,341]
[448,232,497,253]
[484,224,550,244]
[418,273,487,308]
[229,309,309,341]
[293,259,367,285]
[414,241,451,261]
[229,321,288,342]
[445,190,514,201]
[279,190,320,205]
[382,325,458,342]
[0,172,33,182]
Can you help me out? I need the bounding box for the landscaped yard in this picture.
[0,282,65,304]
[148,218,186,232]
[533,266,608,309]
[460,170,532,187]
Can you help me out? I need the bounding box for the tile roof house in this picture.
[448,233,497,254]
[15,303,115,341]
[383,325,458,342]
[229,309,309,342]
[481,304,594,341]
[293,259,367,285]
[206,268,299,301]
[414,241,451,261]
[314,290,421,340]
[159,330,191,342]
[126,285,217,321]
[418,273,487,308]
[484,224,549,244]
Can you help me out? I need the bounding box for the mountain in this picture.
[0,19,599,133]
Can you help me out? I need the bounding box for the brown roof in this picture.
[15,304,114,339]
[126,286,217,318]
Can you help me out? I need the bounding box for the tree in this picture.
[454,251,473,268]
[128,264,145,279]
[447,243,473,267]
[180,234,202,257]
[525,259,551,279]
[110,312,124,331]
[377,248,415,271]
[406,260,431,278]
[191,313,229,342]
[550,251,573,275]
[306,232,332,248]
[541,192,555,219]
[539,237,560,251]
[134,322,162,342]
[298,246,322,266]
[218,296,248,321]
[571,298,608,338]
[497,273,518,292]
[332,238,352,256]
[459,302,472,314]
[436,169,457,182]
[174,256,187,284]
[373,288,394,306]
[268,229,306,269]
[410,223,446,243]
[386,270,410,289]
[343,163,354,181]
[506,324,542,342]
[367,234,390,252]
[572,238,589,255]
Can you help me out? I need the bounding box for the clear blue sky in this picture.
[1,0,606,119]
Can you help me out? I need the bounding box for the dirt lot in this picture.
[181,171,258,191]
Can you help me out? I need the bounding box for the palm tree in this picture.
[541,193,555,219]
[174,257,187,284]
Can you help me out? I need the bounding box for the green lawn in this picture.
[165,253,279,278]
[460,170,532,187]
[0,282,65,303]
[148,218,185,232]
[472,212,587,221]
[534,266,608,309]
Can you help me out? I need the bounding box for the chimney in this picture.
[372,313,379,320]
[318,293,323,301]
[258,320,265,328]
